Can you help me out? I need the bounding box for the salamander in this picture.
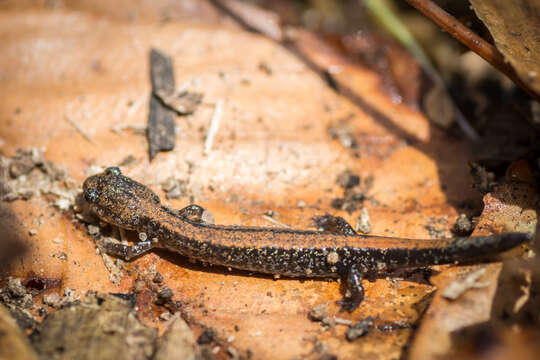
[83,167,532,311]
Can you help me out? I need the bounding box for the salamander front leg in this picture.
[98,238,156,260]
[337,264,365,312]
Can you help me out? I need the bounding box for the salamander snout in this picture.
[83,167,121,203]
[83,167,122,199]
[82,166,161,229]
[83,175,102,204]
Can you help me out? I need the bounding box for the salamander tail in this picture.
[445,232,532,261]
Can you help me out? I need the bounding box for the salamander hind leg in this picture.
[313,214,357,235]
[98,238,156,260]
[178,204,206,223]
[337,264,365,312]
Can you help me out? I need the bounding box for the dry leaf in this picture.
[410,160,537,359]
[470,0,540,94]
[0,1,536,359]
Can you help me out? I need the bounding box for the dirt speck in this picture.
[330,171,373,213]
[197,328,215,345]
[336,170,360,189]
[1,148,76,207]
[258,62,273,75]
[327,116,357,149]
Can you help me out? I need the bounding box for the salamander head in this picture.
[83,167,160,229]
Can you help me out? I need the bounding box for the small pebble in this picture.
[227,347,239,360]
[309,303,329,322]
[87,225,100,236]
[202,210,215,225]
[54,198,71,210]
[452,213,473,235]
[322,317,335,327]
[155,287,173,304]
[346,317,373,341]
[43,293,61,308]
[355,207,371,234]
[152,272,164,284]
[7,278,26,297]
[21,190,34,200]
[159,312,172,321]
[132,279,146,293]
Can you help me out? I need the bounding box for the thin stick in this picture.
[110,123,147,135]
[261,215,291,229]
[65,115,94,143]
[334,317,353,326]
[403,0,540,101]
[204,99,224,155]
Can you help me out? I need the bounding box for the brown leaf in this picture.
[470,0,540,94]
[0,2,534,359]
[409,160,538,359]
[0,304,38,360]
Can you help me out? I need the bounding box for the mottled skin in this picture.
[83,167,531,311]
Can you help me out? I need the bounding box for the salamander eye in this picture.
[85,188,100,203]
[105,167,121,176]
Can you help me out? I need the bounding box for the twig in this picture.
[403,0,540,101]
[65,115,94,143]
[110,123,147,135]
[208,0,282,41]
[261,215,291,229]
[334,317,353,326]
[204,99,224,155]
